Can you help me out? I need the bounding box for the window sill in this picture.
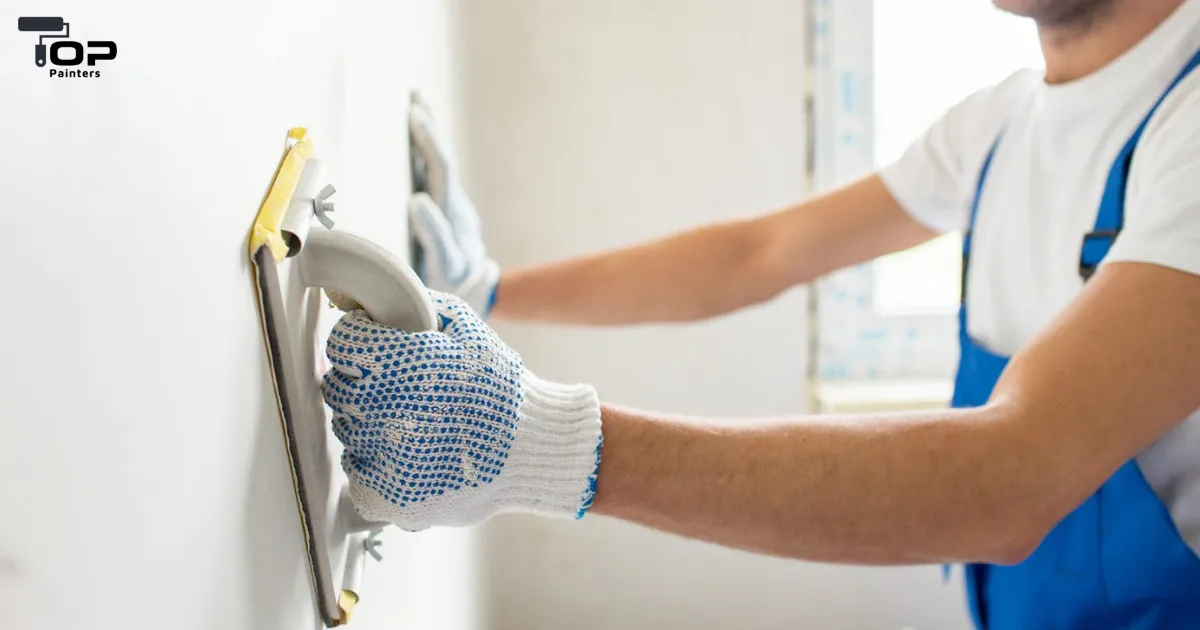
[817,379,952,413]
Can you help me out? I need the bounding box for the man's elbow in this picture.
[970,413,1095,566]
[981,522,1049,566]
[979,471,1103,566]
[966,492,1061,565]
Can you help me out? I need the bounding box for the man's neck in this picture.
[1039,0,1185,84]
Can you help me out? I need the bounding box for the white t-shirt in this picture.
[880,0,1200,357]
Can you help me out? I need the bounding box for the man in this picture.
[325,0,1200,627]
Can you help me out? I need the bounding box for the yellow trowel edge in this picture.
[249,127,315,262]
[248,128,357,627]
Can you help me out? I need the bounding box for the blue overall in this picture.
[953,48,1200,630]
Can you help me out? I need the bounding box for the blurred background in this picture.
[0,1,1041,628]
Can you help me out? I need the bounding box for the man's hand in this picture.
[322,292,602,530]
[409,97,500,316]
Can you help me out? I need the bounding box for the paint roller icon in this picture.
[17,17,69,67]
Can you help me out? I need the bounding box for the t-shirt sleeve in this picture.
[1104,75,1200,276]
[877,73,1024,234]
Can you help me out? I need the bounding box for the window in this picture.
[871,0,1043,316]
[813,0,1043,382]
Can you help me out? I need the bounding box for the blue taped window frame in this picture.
[810,0,960,384]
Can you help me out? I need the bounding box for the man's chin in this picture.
[991,0,1120,27]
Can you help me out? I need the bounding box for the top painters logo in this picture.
[17,17,117,78]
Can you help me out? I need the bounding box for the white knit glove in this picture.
[408,194,500,317]
[409,95,500,316]
[322,292,603,530]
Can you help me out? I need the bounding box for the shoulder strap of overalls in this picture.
[963,46,1200,300]
[960,136,1002,302]
[1080,47,1200,280]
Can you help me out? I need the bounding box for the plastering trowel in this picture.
[248,128,436,626]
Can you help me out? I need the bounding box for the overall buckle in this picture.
[1079,230,1120,281]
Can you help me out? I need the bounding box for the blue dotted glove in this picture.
[323,292,603,529]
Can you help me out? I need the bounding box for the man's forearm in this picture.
[590,403,1078,566]
[489,176,936,326]
[490,217,788,325]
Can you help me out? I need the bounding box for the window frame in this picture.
[807,0,961,387]
[807,0,1043,389]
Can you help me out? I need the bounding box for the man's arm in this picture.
[490,175,936,325]
[591,261,1200,565]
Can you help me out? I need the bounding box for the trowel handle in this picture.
[342,529,373,594]
[339,532,368,617]
[336,526,385,625]
[296,229,437,333]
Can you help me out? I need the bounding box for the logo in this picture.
[17,17,116,78]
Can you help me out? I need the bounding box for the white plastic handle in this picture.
[280,160,327,257]
[341,531,368,596]
[296,229,437,333]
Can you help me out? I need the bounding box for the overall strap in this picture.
[961,136,1003,302]
[1081,47,1200,281]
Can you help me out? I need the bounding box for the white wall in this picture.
[0,2,975,629]
[0,2,479,629]
[449,2,972,629]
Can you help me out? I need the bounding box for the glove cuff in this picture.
[494,371,604,519]
[459,258,501,317]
